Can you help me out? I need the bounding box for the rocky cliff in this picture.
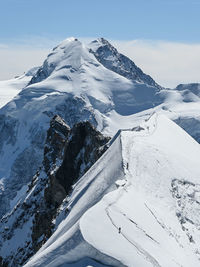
[0,115,109,267]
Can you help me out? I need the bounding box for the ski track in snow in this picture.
[80,114,200,267]
[103,114,161,267]
[105,197,161,267]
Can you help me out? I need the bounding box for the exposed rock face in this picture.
[0,115,110,267]
[55,121,110,195]
[172,179,200,250]
[90,38,161,89]
[28,59,55,85]
[43,115,70,174]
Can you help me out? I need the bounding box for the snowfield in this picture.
[0,75,31,108]
[24,114,200,267]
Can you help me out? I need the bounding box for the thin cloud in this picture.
[0,48,49,80]
[0,37,200,88]
[113,40,200,88]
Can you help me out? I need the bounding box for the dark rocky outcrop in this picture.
[38,121,110,246]
[54,121,110,196]
[0,115,110,267]
[43,115,71,174]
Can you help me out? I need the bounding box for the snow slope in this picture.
[24,114,200,267]
[0,75,31,109]
[0,67,39,109]
[0,36,200,231]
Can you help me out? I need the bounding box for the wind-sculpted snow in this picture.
[80,114,200,267]
[24,114,200,267]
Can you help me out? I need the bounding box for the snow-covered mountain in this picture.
[0,37,165,218]
[0,37,200,266]
[22,114,200,267]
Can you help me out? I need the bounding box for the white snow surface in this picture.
[25,114,200,267]
[0,75,31,108]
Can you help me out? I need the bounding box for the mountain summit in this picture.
[89,38,161,89]
[29,37,88,85]
[29,37,161,90]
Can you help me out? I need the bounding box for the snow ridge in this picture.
[80,114,200,267]
[24,114,200,266]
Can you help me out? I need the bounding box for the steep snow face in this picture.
[24,115,200,267]
[0,117,110,267]
[89,38,200,143]
[24,128,124,267]
[89,38,161,89]
[81,115,200,267]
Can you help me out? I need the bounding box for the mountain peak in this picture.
[91,37,111,46]
[89,37,162,89]
[55,36,79,49]
[28,37,85,85]
[98,37,109,43]
[28,36,161,89]
[89,37,116,53]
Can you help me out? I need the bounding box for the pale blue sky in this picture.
[0,0,200,43]
[1,0,200,86]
